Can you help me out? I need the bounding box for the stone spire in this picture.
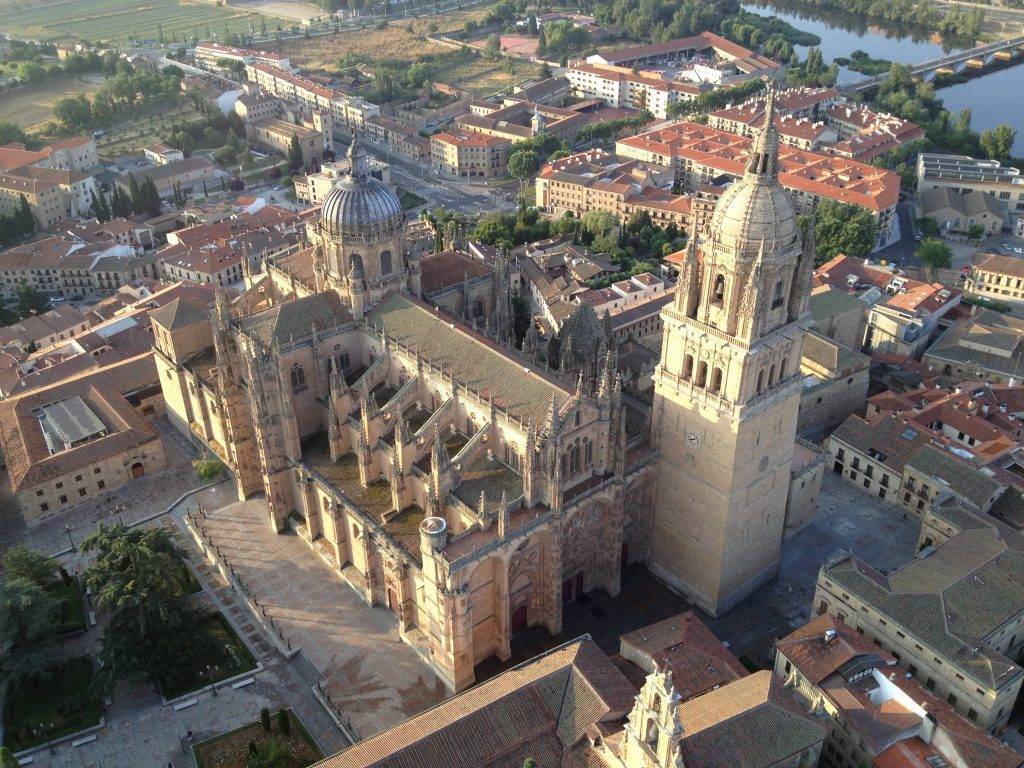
[745,81,779,179]
[348,132,368,181]
[497,490,509,540]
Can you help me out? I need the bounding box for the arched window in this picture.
[757,369,765,394]
[584,439,593,467]
[472,297,485,318]
[710,367,722,394]
[645,718,659,746]
[767,364,776,387]
[570,441,582,475]
[772,279,784,308]
[712,274,726,305]
[380,250,393,276]
[695,361,708,388]
[290,362,306,391]
[682,354,694,380]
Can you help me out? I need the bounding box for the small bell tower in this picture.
[621,669,686,768]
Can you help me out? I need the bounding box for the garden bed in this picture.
[3,656,102,753]
[53,576,88,635]
[193,709,323,768]
[160,613,257,700]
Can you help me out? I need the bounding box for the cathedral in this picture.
[154,94,817,692]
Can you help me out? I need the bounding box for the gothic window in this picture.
[645,718,658,746]
[290,362,306,391]
[380,250,393,276]
[575,411,580,427]
[584,439,593,467]
[561,453,568,477]
[570,441,582,475]
[682,354,694,380]
[772,279,784,308]
[472,297,485,317]
[757,369,765,394]
[695,361,708,388]
[768,364,776,387]
[710,367,723,394]
[711,274,726,305]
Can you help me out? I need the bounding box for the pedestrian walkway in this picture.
[186,488,448,740]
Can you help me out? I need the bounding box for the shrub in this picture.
[260,707,271,732]
[193,454,224,481]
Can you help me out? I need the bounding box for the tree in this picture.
[141,176,162,217]
[128,174,145,215]
[524,760,537,768]
[979,124,1016,162]
[261,707,272,732]
[812,200,878,264]
[14,281,49,318]
[277,708,290,735]
[512,291,531,347]
[580,210,618,243]
[2,546,55,586]
[83,525,215,694]
[14,195,35,237]
[536,26,547,57]
[0,122,30,147]
[0,575,63,690]
[917,237,952,278]
[966,223,985,242]
[0,746,21,768]
[507,149,540,181]
[538,61,552,79]
[287,134,304,172]
[484,33,501,58]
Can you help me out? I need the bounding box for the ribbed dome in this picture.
[320,140,405,239]
[709,178,797,258]
[707,82,798,259]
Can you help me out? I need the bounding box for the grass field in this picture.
[3,657,102,752]
[281,6,490,69]
[95,101,203,157]
[0,0,285,45]
[0,75,104,132]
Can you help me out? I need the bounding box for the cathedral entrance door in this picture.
[511,604,528,634]
[562,578,573,603]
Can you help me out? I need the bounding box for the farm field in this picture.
[0,0,286,45]
[0,75,104,132]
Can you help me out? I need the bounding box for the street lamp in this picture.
[64,523,76,551]
[206,664,218,697]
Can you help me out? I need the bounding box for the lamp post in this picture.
[206,664,218,697]
[64,523,76,551]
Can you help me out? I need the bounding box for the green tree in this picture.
[811,200,878,264]
[917,237,952,278]
[83,525,215,694]
[2,546,55,586]
[536,26,547,57]
[0,122,30,147]
[14,194,35,236]
[507,149,540,181]
[0,746,21,768]
[277,708,290,735]
[142,176,162,217]
[287,134,304,172]
[0,575,63,690]
[484,33,501,58]
[979,124,1016,162]
[128,174,145,214]
[14,281,49,318]
[966,223,984,242]
[580,209,618,243]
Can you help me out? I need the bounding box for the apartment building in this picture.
[775,615,1024,768]
[458,100,589,145]
[363,115,430,162]
[813,512,1024,731]
[826,412,931,503]
[813,254,961,356]
[194,41,292,71]
[0,136,98,174]
[565,61,706,119]
[246,63,379,134]
[114,157,218,198]
[617,121,901,249]
[918,152,1024,220]
[0,235,159,301]
[923,308,1024,385]
[430,130,509,178]
[964,251,1024,310]
[233,93,284,124]
[535,149,690,228]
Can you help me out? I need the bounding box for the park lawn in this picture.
[193,709,323,768]
[3,656,102,752]
[0,75,104,132]
[0,0,286,45]
[161,613,257,700]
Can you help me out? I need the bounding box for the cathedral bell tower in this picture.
[649,85,813,615]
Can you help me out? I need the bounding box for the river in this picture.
[741,2,1024,155]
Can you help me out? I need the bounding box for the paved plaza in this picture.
[185,483,448,740]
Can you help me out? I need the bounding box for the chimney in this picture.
[824,628,838,644]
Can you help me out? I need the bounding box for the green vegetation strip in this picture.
[193,709,323,768]
[3,656,102,753]
[160,613,257,700]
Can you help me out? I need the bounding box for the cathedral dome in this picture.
[709,177,798,257]
[707,84,798,259]
[320,140,405,240]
